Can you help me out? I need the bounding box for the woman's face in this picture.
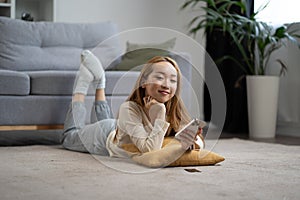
[143,61,178,103]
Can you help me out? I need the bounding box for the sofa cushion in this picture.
[112,38,176,71]
[28,70,140,96]
[0,70,30,95]
[28,71,76,95]
[126,38,176,52]
[0,17,121,71]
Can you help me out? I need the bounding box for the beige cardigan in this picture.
[106,101,170,158]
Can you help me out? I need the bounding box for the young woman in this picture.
[62,50,203,167]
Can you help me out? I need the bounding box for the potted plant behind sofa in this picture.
[181,0,300,139]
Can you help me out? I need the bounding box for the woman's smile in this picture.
[158,90,170,95]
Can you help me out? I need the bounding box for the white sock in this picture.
[73,64,94,95]
[81,50,106,89]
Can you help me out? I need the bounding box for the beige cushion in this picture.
[121,137,225,167]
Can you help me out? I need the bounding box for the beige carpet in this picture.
[0,138,299,200]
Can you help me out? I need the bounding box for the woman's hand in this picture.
[176,126,205,150]
[143,96,166,124]
[194,127,205,149]
[176,128,197,150]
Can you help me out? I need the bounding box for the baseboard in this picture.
[0,125,64,131]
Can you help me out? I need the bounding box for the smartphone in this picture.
[175,118,206,137]
[175,118,206,150]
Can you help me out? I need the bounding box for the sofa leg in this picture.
[0,125,64,131]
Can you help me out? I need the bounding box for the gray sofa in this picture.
[0,17,192,128]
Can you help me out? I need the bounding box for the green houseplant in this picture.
[181,0,300,138]
[181,0,300,75]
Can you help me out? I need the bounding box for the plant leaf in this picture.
[276,59,288,76]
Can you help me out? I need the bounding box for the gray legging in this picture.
[62,101,117,156]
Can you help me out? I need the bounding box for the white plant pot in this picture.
[246,76,280,139]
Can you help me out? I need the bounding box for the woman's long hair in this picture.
[126,56,191,136]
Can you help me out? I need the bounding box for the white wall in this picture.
[55,0,206,119]
[55,0,199,32]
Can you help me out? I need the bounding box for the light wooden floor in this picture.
[0,125,64,131]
